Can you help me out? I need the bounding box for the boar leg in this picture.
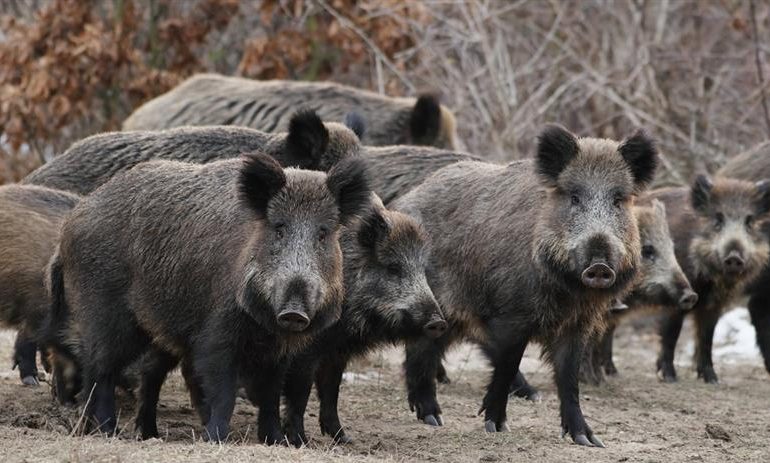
[694,308,720,384]
[656,310,685,382]
[13,326,39,386]
[553,337,604,447]
[136,348,178,439]
[479,339,528,432]
[244,361,289,445]
[748,292,770,374]
[578,339,604,385]
[509,371,541,401]
[405,336,451,427]
[181,357,207,423]
[195,334,237,443]
[598,325,618,376]
[282,353,318,447]
[316,353,352,443]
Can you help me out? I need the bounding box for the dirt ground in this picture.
[1,313,769,463]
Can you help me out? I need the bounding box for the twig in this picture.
[749,0,770,138]
[315,0,416,93]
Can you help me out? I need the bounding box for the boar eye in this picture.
[318,227,328,242]
[746,215,755,229]
[714,212,725,231]
[613,194,625,208]
[641,244,656,261]
[570,194,580,206]
[386,263,403,277]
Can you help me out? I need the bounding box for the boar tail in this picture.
[40,249,68,347]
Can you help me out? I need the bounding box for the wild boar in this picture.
[122,73,458,149]
[393,125,658,447]
[46,153,371,442]
[280,197,446,446]
[651,175,770,383]
[0,185,79,385]
[24,110,360,195]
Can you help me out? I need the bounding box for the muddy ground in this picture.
[1,311,769,463]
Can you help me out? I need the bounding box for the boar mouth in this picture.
[423,317,448,338]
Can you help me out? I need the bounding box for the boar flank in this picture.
[651,175,770,383]
[393,125,658,447]
[23,110,360,195]
[0,185,79,386]
[122,73,459,149]
[717,145,770,375]
[48,153,371,443]
[281,197,446,446]
[581,199,697,384]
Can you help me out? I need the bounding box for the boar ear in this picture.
[239,152,287,218]
[618,129,658,190]
[690,174,714,212]
[358,206,391,250]
[754,179,770,215]
[409,94,441,145]
[285,110,330,170]
[326,158,372,225]
[536,124,579,185]
[343,111,366,140]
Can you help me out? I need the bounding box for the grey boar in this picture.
[122,73,458,149]
[393,125,658,447]
[46,153,371,443]
[0,185,79,385]
[715,145,770,375]
[24,110,360,195]
[651,175,770,383]
[580,199,697,384]
[281,197,446,446]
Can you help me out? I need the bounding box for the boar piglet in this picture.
[653,175,770,383]
[24,110,360,195]
[46,153,371,443]
[580,199,697,384]
[0,185,80,385]
[279,196,446,446]
[394,125,658,447]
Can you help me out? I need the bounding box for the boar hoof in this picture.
[526,391,542,402]
[484,420,508,433]
[573,433,605,448]
[21,375,40,386]
[656,367,677,383]
[423,414,443,427]
[333,433,354,445]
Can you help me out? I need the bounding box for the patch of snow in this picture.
[683,307,761,364]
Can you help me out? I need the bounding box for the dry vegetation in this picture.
[2,0,769,185]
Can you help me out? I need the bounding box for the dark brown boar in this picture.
[280,197,446,446]
[0,185,80,385]
[122,73,459,149]
[580,199,697,384]
[393,125,658,447]
[47,153,371,443]
[24,110,360,195]
[717,144,770,375]
[651,175,770,383]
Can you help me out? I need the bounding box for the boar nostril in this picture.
[723,252,745,274]
[277,309,311,332]
[423,319,448,338]
[581,262,616,289]
[678,290,698,310]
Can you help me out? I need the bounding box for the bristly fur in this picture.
[618,129,658,189]
[690,174,714,212]
[343,112,366,140]
[357,206,390,250]
[536,124,579,184]
[238,152,287,218]
[325,158,372,225]
[285,110,330,169]
[409,94,442,145]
